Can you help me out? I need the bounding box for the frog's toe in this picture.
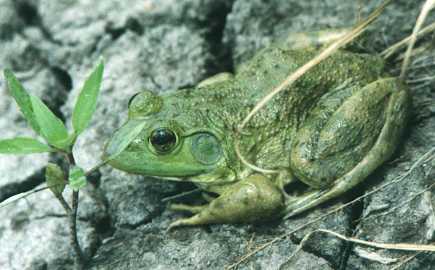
[167,214,206,230]
[169,203,205,214]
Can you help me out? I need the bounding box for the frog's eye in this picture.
[128,93,140,108]
[149,128,178,154]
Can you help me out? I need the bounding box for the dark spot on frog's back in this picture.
[273,63,281,69]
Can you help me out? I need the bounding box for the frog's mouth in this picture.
[107,151,236,185]
[107,151,213,178]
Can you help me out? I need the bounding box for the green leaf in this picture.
[4,70,41,134]
[30,94,70,149]
[72,59,104,136]
[0,137,53,154]
[104,119,147,161]
[45,163,66,196]
[68,166,87,191]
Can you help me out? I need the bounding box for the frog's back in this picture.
[236,46,385,103]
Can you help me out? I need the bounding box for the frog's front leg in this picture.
[284,78,409,218]
[168,175,284,229]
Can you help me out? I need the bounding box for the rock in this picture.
[279,251,334,270]
[280,205,353,268]
[0,0,23,39]
[28,0,233,69]
[90,215,336,270]
[0,186,106,270]
[99,167,177,228]
[223,0,425,65]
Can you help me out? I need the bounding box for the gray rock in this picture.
[224,0,426,65]
[0,0,23,39]
[279,251,334,270]
[90,215,336,270]
[29,0,232,69]
[0,186,105,270]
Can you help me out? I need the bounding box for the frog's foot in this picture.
[285,78,409,219]
[168,175,284,229]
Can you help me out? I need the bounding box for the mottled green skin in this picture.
[107,32,409,228]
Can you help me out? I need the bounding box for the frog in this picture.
[105,29,409,229]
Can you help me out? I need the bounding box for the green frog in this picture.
[105,30,409,228]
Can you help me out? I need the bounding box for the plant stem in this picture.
[55,192,85,269]
[64,151,86,269]
[56,194,72,213]
[70,190,85,270]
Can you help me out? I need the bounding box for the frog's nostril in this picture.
[126,138,147,152]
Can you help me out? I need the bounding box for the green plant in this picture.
[1,60,105,270]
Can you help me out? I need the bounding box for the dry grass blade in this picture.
[381,21,435,59]
[400,0,435,79]
[0,185,53,207]
[329,229,435,251]
[390,252,422,270]
[286,229,435,265]
[161,188,200,202]
[361,180,435,222]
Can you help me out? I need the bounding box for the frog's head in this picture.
[104,90,236,184]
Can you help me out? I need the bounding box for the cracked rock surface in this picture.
[0,0,434,269]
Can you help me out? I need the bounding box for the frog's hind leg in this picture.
[168,175,284,229]
[284,78,409,219]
